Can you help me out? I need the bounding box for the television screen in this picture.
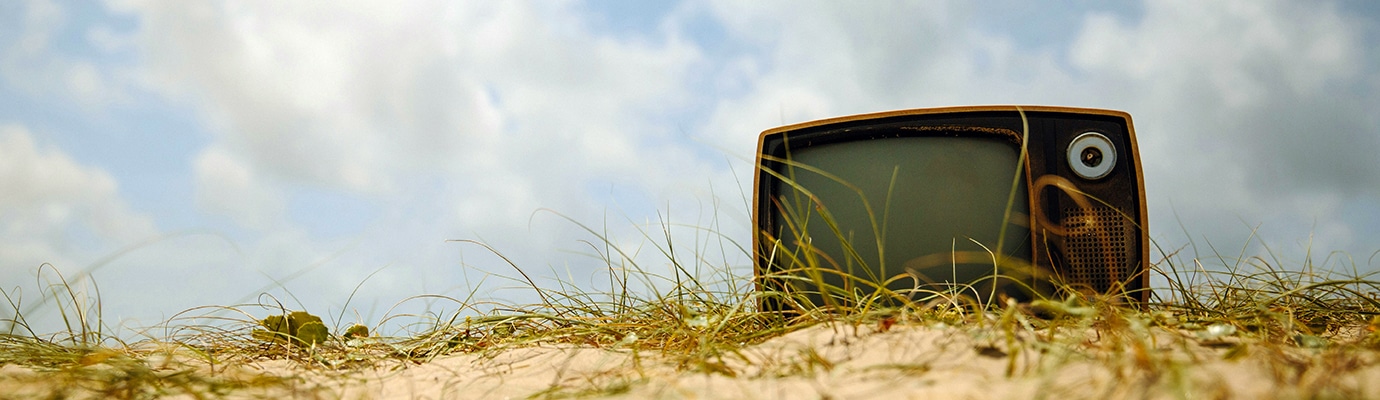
[754,106,1148,311]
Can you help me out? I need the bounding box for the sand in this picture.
[4,321,1379,399]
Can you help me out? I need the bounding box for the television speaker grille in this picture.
[1060,206,1134,292]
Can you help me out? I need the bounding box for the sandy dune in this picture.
[244,323,1380,398]
[4,320,1378,399]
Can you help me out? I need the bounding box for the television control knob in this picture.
[1068,132,1116,180]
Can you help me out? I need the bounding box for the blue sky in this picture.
[3,0,1379,335]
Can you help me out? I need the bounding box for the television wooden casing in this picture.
[753,105,1150,308]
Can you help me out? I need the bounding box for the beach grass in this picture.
[3,211,1380,400]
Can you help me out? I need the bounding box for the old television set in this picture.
[753,106,1149,310]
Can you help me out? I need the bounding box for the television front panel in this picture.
[753,106,1148,310]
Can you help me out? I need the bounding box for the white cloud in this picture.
[123,1,709,222]
[695,1,1090,156]
[0,123,157,276]
[193,146,285,231]
[96,0,736,311]
[2,0,132,107]
[1066,0,1377,257]
[1070,0,1360,109]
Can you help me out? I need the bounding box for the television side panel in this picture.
[1027,111,1149,303]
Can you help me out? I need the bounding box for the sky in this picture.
[3,0,1379,336]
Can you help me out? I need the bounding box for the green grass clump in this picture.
[252,311,330,347]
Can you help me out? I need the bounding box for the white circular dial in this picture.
[1067,132,1116,180]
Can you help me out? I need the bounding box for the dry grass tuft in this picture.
[3,216,1380,399]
